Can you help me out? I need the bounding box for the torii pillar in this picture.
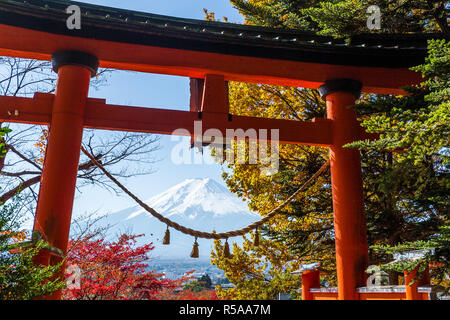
[320,79,369,300]
[32,51,98,299]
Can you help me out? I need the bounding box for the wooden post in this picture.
[302,270,321,300]
[32,51,98,300]
[404,265,429,300]
[201,74,229,114]
[320,79,369,300]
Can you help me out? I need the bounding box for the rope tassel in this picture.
[223,239,232,258]
[253,228,260,247]
[163,226,170,245]
[190,238,199,258]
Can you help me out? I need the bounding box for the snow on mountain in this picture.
[126,178,253,220]
[102,178,259,260]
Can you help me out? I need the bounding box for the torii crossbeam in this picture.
[0,0,445,300]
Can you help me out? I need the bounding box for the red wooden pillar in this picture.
[302,270,321,300]
[320,79,369,300]
[404,265,429,300]
[32,51,98,299]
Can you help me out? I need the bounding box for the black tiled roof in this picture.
[0,0,447,68]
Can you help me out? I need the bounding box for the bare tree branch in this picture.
[0,175,41,204]
[0,57,160,215]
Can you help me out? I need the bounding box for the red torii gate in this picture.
[0,0,441,300]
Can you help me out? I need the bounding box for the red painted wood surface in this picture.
[326,91,368,300]
[32,65,92,300]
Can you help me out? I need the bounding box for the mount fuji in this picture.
[102,178,260,260]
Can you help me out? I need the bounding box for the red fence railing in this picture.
[298,266,433,300]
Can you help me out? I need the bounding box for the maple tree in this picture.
[63,233,191,300]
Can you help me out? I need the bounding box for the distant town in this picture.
[148,259,232,287]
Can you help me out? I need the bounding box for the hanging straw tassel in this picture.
[163,226,170,245]
[253,228,260,247]
[190,237,199,258]
[223,238,232,258]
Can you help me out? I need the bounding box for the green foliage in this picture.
[301,0,448,37]
[212,59,447,299]
[371,226,450,290]
[0,127,11,158]
[352,40,449,285]
[0,199,65,300]
[349,39,450,165]
[230,0,323,30]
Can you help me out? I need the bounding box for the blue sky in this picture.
[71,1,244,219]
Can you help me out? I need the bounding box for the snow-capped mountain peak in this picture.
[105,178,259,259]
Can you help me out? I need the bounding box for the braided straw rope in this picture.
[81,146,330,240]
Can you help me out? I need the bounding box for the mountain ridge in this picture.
[102,178,259,259]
